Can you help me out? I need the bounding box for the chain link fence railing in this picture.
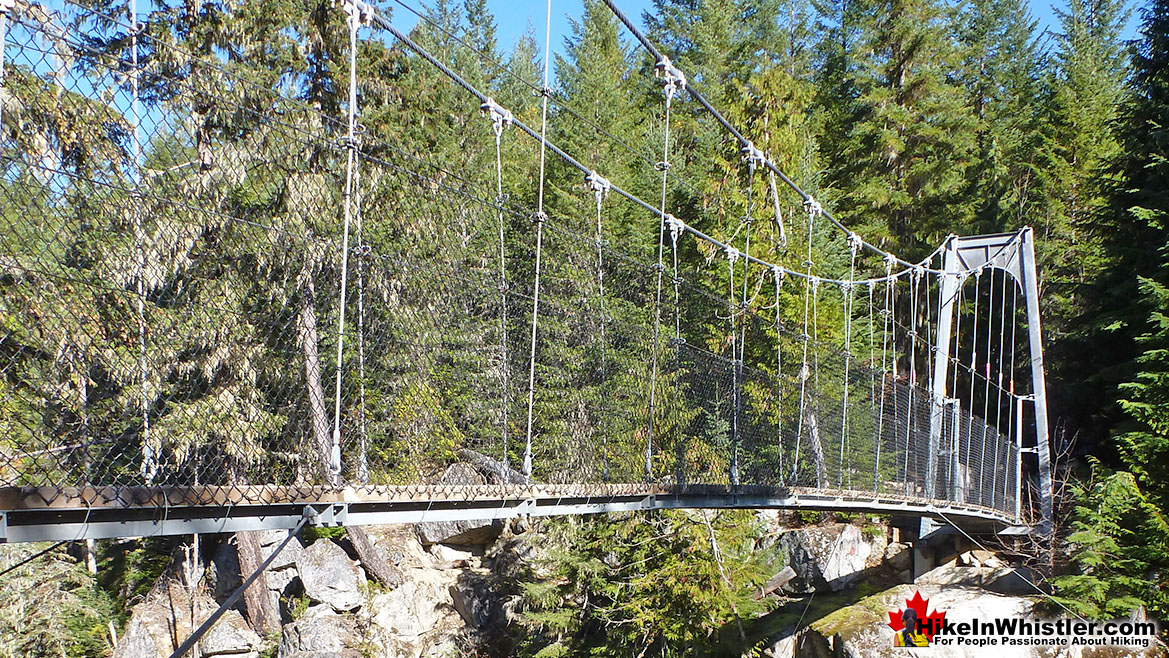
[0,0,1020,519]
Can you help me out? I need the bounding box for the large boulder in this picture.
[257,529,306,570]
[211,533,306,619]
[414,463,504,546]
[296,539,366,612]
[450,572,500,629]
[455,448,527,484]
[363,528,469,658]
[779,524,886,593]
[883,542,912,573]
[113,582,261,658]
[278,604,361,658]
[364,524,430,569]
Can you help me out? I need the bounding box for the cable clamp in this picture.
[771,266,784,285]
[741,141,766,168]
[533,85,553,98]
[847,231,863,255]
[907,331,919,340]
[669,336,687,347]
[654,161,671,172]
[840,281,854,294]
[352,244,372,257]
[338,0,375,25]
[801,259,814,269]
[883,253,896,275]
[810,276,821,291]
[494,192,510,206]
[531,210,547,224]
[803,196,822,217]
[651,262,667,273]
[480,97,513,137]
[912,264,926,281]
[499,282,511,293]
[797,333,810,343]
[654,56,686,100]
[665,215,684,242]
[671,275,684,286]
[585,170,610,198]
[725,246,740,263]
[867,280,877,292]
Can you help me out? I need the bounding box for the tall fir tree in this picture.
[1041,0,1133,453]
[1104,0,1169,512]
[823,0,976,255]
[957,0,1044,234]
[1054,0,1169,620]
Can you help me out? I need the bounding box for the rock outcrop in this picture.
[279,604,361,657]
[297,538,367,612]
[112,512,505,658]
[414,463,505,546]
[776,523,888,593]
[113,582,261,658]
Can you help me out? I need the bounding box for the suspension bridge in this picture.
[0,0,1052,543]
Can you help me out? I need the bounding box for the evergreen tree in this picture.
[1055,0,1169,620]
[824,0,976,254]
[1042,0,1134,453]
[1103,0,1169,513]
[957,0,1044,234]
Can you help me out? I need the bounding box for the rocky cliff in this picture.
[4,509,1160,658]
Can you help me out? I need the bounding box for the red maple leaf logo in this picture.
[888,590,947,641]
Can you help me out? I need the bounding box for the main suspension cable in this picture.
[349,2,886,292]
[383,0,707,199]
[595,0,947,275]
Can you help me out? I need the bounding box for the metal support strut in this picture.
[929,229,1053,528]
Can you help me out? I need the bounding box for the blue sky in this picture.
[388,0,1144,75]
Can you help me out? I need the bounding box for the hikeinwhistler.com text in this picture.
[918,617,1159,649]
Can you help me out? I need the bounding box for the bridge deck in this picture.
[0,484,1016,542]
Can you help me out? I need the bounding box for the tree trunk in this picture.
[234,531,279,635]
[348,526,403,589]
[806,410,827,488]
[78,362,90,483]
[298,257,333,482]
